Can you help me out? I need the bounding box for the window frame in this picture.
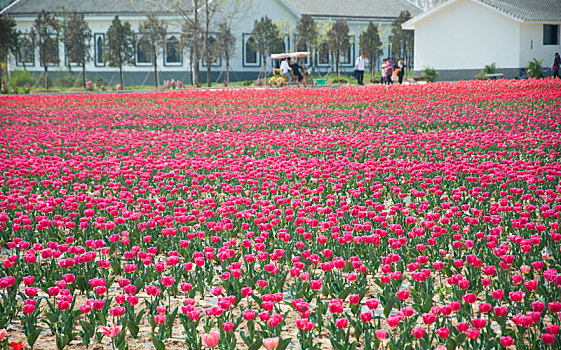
[64,43,80,67]
[135,35,153,66]
[94,33,106,67]
[164,33,182,67]
[543,24,560,46]
[16,33,35,67]
[242,33,260,67]
[39,34,60,67]
[202,34,222,67]
[317,42,331,67]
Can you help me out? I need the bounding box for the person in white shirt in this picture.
[280,58,293,85]
[355,53,367,85]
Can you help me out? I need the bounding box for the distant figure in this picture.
[517,68,528,80]
[383,58,393,85]
[280,58,293,85]
[355,52,367,85]
[381,58,388,84]
[553,53,560,79]
[290,59,303,83]
[397,58,406,84]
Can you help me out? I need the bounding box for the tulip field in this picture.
[1,79,561,350]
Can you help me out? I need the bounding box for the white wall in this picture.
[412,0,520,70]
[519,23,561,69]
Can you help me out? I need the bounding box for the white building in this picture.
[2,0,421,86]
[403,0,561,80]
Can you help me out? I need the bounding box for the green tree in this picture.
[391,10,413,71]
[250,16,284,78]
[359,21,382,75]
[105,15,135,89]
[63,11,92,87]
[31,10,60,90]
[327,19,350,77]
[294,14,317,72]
[0,14,18,87]
[139,14,167,87]
[216,22,235,84]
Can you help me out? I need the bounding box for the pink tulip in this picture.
[262,337,279,350]
[202,331,220,348]
[98,323,122,338]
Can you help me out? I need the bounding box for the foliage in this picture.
[215,22,236,84]
[526,58,544,79]
[93,75,108,88]
[294,15,317,68]
[105,16,135,89]
[139,14,167,87]
[423,67,438,82]
[0,14,18,87]
[10,70,34,87]
[359,21,383,74]
[327,19,350,76]
[54,71,79,88]
[475,63,498,80]
[391,11,413,70]
[31,10,60,89]
[62,11,92,87]
[250,16,284,77]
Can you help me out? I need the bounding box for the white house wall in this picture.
[519,23,561,70]
[412,0,520,73]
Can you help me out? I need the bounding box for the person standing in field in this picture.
[355,53,367,85]
[553,53,560,79]
[397,58,406,84]
[384,58,393,85]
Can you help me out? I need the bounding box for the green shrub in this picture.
[36,73,53,89]
[526,58,543,79]
[475,62,499,79]
[10,70,34,87]
[483,62,497,75]
[93,75,108,88]
[423,67,438,82]
[55,71,78,88]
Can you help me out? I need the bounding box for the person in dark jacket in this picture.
[553,53,560,79]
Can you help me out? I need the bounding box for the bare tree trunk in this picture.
[193,0,200,85]
[119,64,124,89]
[153,48,158,87]
[226,55,230,84]
[205,0,211,87]
[44,66,49,90]
[336,50,340,77]
[82,60,87,87]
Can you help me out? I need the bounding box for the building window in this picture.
[244,35,259,66]
[17,35,34,66]
[296,42,309,65]
[94,34,105,66]
[40,36,59,66]
[165,35,181,65]
[203,36,221,67]
[64,44,79,67]
[544,25,559,45]
[318,42,330,65]
[340,45,352,65]
[136,37,151,65]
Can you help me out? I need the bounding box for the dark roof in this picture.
[478,0,561,22]
[1,0,171,16]
[284,0,423,19]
